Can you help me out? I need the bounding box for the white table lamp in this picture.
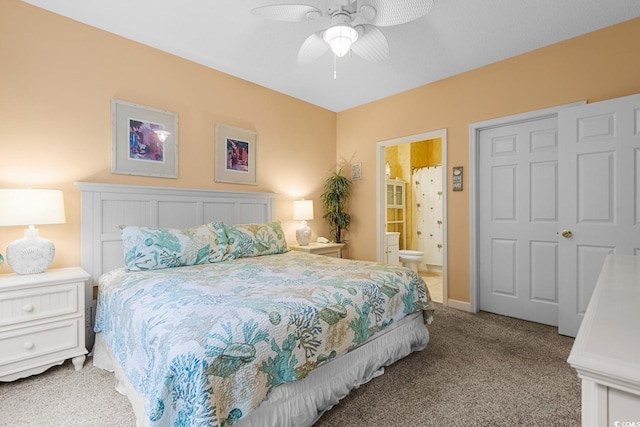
[293,199,314,246]
[0,188,66,274]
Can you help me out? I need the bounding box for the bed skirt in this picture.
[93,311,429,427]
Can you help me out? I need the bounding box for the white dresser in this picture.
[0,267,90,381]
[567,255,640,426]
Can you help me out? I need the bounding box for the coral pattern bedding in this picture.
[95,251,432,427]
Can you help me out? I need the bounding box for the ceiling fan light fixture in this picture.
[323,24,358,57]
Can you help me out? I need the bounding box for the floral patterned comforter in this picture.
[95,251,432,427]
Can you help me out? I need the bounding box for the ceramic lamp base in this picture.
[296,220,312,246]
[6,227,55,274]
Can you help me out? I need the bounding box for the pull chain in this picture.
[333,54,337,79]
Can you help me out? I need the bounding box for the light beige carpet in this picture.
[0,303,580,426]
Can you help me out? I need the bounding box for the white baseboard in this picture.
[446,299,471,312]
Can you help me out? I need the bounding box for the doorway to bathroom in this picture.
[376,129,447,305]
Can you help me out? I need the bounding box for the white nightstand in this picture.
[0,267,90,381]
[289,242,345,258]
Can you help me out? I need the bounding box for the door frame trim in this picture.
[468,102,585,313]
[376,128,448,306]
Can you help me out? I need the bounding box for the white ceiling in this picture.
[23,0,640,112]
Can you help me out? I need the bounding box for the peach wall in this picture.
[3,0,640,306]
[337,17,640,303]
[0,1,336,274]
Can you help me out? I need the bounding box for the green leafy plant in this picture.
[321,167,352,243]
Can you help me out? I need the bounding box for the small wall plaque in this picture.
[452,166,463,191]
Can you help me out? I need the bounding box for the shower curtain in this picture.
[412,166,443,269]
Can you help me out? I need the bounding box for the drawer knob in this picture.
[22,303,34,312]
[23,341,34,350]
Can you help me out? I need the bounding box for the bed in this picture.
[77,182,433,427]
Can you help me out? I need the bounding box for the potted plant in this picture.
[321,167,352,243]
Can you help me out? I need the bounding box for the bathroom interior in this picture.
[385,138,443,303]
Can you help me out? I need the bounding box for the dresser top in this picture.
[568,255,640,390]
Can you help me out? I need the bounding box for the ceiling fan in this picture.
[252,0,435,65]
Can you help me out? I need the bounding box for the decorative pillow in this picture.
[223,221,289,259]
[121,222,227,271]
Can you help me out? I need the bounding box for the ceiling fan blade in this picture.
[351,25,389,63]
[251,4,323,22]
[297,31,330,65]
[358,0,434,27]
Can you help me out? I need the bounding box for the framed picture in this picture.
[214,124,257,185]
[452,166,463,191]
[111,99,178,178]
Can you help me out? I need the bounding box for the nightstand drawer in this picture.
[0,318,82,366]
[0,282,80,327]
[311,247,342,257]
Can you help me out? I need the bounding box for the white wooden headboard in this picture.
[75,182,277,348]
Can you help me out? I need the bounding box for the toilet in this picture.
[398,250,425,272]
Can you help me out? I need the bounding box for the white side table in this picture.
[289,242,345,258]
[0,267,90,381]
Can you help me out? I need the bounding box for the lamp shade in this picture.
[323,24,358,57]
[0,189,66,226]
[293,199,314,221]
[0,188,66,274]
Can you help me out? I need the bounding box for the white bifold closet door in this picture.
[478,92,640,337]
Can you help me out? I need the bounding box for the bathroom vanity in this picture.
[384,232,400,265]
